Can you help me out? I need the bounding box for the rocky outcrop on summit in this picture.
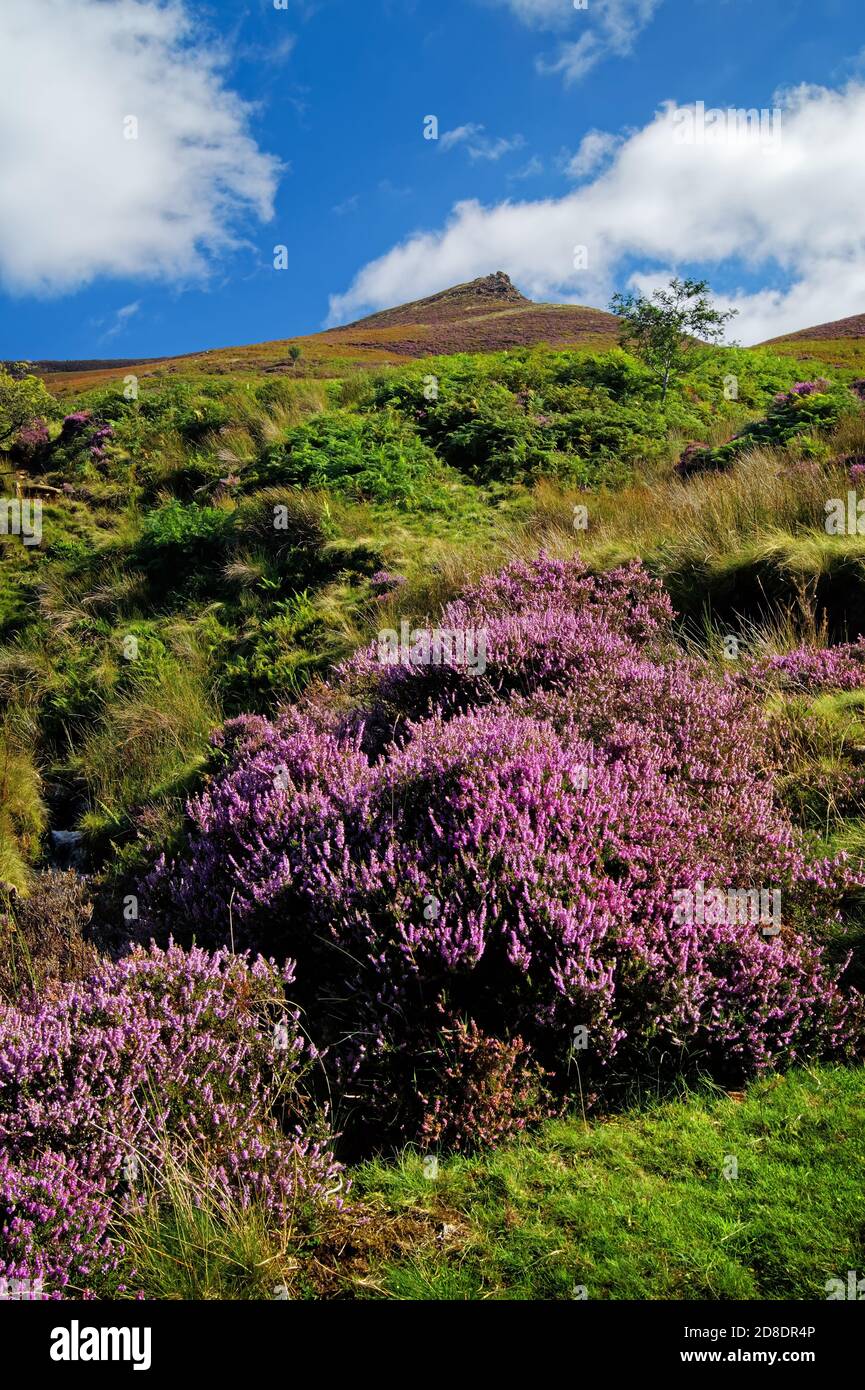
[344,272,531,329]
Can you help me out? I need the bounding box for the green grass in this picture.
[113,1146,316,1302]
[353,1067,865,1301]
[0,721,45,892]
[109,1066,865,1300]
[768,336,865,376]
[1,344,863,894]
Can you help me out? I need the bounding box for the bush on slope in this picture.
[145,557,865,1147]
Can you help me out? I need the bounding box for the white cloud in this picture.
[0,0,282,295]
[489,0,574,25]
[439,123,486,152]
[566,130,622,178]
[439,125,525,161]
[328,83,865,345]
[469,135,526,162]
[102,300,141,340]
[488,0,661,82]
[509,155,545,180]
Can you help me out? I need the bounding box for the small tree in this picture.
[0,366,60,448]
[609,278,737,403]
[288,344,303,369]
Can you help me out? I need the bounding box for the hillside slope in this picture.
[763,311,865,344]
[760,310,865,373]
[26,273,621,394]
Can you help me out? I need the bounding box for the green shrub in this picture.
[250,410,456,509]
[706,380,859,471]
[0,369,61,449]
[135,500,234,590]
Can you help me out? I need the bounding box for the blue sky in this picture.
[0,0,863,358]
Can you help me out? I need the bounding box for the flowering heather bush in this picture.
[370,569,407,598]
[89,423,114,463]
[773,379,832,404]
[145,556,865,1147]
[60,410,92,436]
[47,411,116,472]
[0,1149,117,1299]
[334,554,675,744]
[675,440,713,479]
[10,416,50,464]
[0,943,343,1297]
[744,641,865,694]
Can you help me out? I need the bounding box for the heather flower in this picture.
[370,569,407,597]
[742,640,865,693]
[675,441,713,479]
[773,379,831,406]
[60,410,92,435]
[146,555,864,1147]
[14,418,50,453]
[0,944,343,1297]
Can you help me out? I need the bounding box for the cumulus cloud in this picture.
[0,0,282,295]
[487,0,662,83]
[328,83,865,344]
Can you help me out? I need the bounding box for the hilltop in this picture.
[342,270,532,326]
[763,311,865,344]
[324,271,620,357]
[760,310,865,374]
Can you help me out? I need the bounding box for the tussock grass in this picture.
[77,638,219,830]
[115,1147,308,1301]
[0,716,46,892]
[524,426,865,637]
